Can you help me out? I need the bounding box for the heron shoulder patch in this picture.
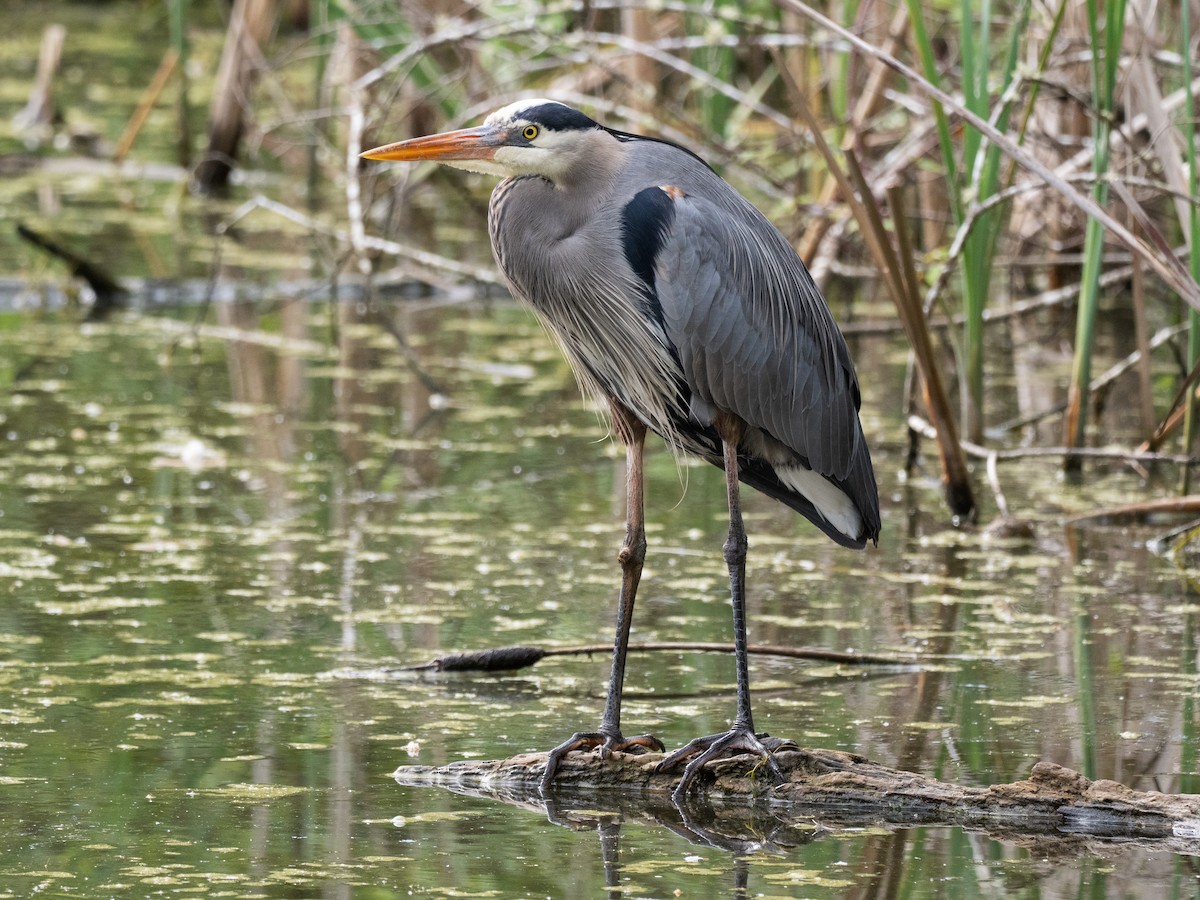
[621,186,681,291]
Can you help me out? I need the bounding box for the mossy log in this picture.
[395,747,1200,852]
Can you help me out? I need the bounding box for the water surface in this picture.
[1,299,1197,898]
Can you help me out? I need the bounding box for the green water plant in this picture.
[1180,0,1200,478]
[1062,0,1128,470]
[905,0,1028,444]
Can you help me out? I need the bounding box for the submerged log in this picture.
[16,223,127,319]
[396,747,1200,852]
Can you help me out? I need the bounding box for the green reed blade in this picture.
[1065,0,1127,465]
[1181,0,1200,469]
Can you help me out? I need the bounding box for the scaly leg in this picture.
[541,406,664,793]
[656,416,787,802]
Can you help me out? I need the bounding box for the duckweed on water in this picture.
[0,303,1198,896]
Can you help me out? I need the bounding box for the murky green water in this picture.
[3,2,1200,896]
[0,298,1198,898]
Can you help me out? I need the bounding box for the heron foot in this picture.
[540,729,666,794]
[655,726,794,804]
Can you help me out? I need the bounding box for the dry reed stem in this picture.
[114,48,179,164]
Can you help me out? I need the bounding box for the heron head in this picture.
[361,99,612,183]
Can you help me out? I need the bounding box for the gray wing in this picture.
[651,187,872,495]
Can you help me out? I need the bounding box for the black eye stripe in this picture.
[517,103,598,131]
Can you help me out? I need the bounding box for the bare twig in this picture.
[907,414,1199,466]
[1067,496,1200,525]
[218,194,502,285]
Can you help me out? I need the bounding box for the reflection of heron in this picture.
[363,99,880,801]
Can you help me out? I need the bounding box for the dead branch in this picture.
[403,641,916,673]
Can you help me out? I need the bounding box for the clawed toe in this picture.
[540,729,666,794]
[656,726,790,803]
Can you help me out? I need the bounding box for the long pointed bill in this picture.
[360,126,505,163]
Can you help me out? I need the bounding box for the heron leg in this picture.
[540,408,664,793]
[656,418,789,803]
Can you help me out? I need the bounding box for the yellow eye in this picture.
[522,125,539,141]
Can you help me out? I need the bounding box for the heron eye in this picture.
[522,125,539,141]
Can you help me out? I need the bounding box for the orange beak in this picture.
[360,125,506,163]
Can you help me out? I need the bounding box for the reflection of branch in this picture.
[150,315,330,355]
[16,223,127,319]
[366,304,446,397]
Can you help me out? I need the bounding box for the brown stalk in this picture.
[775,50,975,521]
[882,182,977,521]
[114,47,179,164]
[794,1,909,264]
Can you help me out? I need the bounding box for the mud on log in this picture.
[396,747,1200,850]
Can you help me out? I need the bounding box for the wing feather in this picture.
[651,189,878,535]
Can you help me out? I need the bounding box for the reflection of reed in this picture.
[335,299,374,474]
[218,296,399,888]
[849,543,962,900]
[217,296,307,880]
[327,676,364,900]
[217,297,303,513]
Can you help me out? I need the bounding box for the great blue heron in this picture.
[363,99,880,801]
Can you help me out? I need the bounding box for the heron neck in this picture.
[512,156,622,241]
